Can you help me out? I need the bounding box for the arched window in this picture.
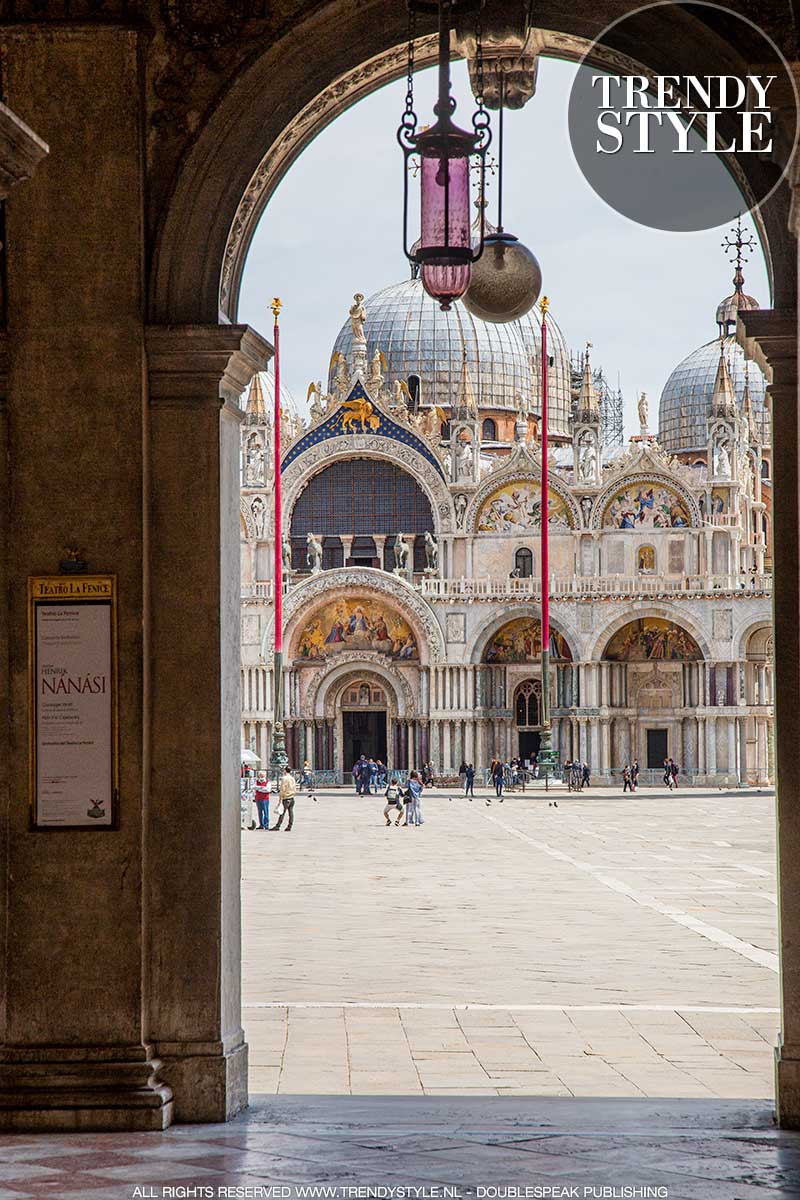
[440,420,451,440]
[761,459,770,479]
[515,681,541,728]
[514,547,533,578]
[407,374,421,413]
[482,418,497,441]
[290,458,434,573]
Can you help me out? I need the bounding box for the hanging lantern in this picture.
[462,70,541,322]
[398,0,491,310]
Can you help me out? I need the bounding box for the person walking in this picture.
[383,777,404,826]
[254,771,272,830]
[368,757,378,795]
[622,764,633,793]
[663,757,674,789]
[631,759,640,791]
[407,770,424,825]
[491,759,504,802]
[582,761,591,789]
[458,760,468,782]
[272,767,297,831]
[376,759,387,789]
[464,762,475,799]
[670,758,680,789]
[301,759,313,792]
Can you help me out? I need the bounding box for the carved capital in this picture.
[146,324,272,410]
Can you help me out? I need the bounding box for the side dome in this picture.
[658,335,768,454]
[328,277,572,439]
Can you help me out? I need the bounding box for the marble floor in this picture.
[1,786,792,1198]
[242,786,779,1097]
[2,1096,799,1198]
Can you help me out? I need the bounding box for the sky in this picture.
[238,56,770,437]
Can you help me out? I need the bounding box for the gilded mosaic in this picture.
[484,618,573,664]
[604,618,702,661]
[602,482,691,529]
[477,481,573,532]
[295,597,418,663]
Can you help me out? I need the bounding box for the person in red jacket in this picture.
[254,772,272,830]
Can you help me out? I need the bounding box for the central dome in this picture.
[329,277,572,440]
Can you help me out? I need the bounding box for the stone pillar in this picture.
[725,717,737,780]
[741,305,799,1124]
[0,30,173,1132]
[442,721,451,771]
[706,715,717,775]
[145,324,269,1122]
[697,716,706,773]
[600,719,611,775]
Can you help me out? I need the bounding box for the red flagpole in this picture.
[270,296,288,775]
[540,297,550,657]
[539,296,554,768]
[273,298,283,652]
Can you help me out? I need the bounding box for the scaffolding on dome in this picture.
[570,352,624,450]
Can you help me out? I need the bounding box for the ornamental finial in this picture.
[271,297,282,320]
[721,216,756,293]
[539,295,549,316]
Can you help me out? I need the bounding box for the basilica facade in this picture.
[240,267,774,785]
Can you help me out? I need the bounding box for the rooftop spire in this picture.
[721,214,756,295]
[742,368,757,442]
[717,216,759,335]
[577,342,599,420]
[712,339,738,418]
[457,349,478,417]
[246,371,267,419]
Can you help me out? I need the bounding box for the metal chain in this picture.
[472,4,491,148]
[399,3,418,144]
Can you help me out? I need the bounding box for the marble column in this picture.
[706,715,717,775]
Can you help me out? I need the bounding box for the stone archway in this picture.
[149,4,795,326]
[3,0,797,1138]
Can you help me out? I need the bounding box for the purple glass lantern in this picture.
[398,1,490,310]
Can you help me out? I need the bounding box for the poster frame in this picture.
[27,574,120,831]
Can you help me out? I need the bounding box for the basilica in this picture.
[240,260,774,785]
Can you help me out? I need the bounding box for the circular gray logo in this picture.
[567,1,798,232]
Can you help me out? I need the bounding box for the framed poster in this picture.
[28,575,119,829]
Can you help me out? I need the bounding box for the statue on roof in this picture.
[349,292,366,343]
[638,392,649,429]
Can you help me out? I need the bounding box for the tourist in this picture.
[421,761,433,787]
[464,762,475,799]
[670,758,680,788]
[271,766,297,831]
[491,759,504,801]
[407,770,424,825]
[353,754,367,794]
[376,759,387,789]
[383,777,404,826]
[622,764,633,793]
[458,760,468,781]
[254,771,272,830]
[582,761,591,789]
[368,757,378,794]
[301,759,313,792]
[663,758,674,789]
[631,759,640,790]
[532,753,540,779]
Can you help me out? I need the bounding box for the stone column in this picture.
[741,306,799,1124]
[0,31,174,1132]
[706,715,717,775]
[442,721,451,772]
[600,720,611,775]
[145,324,269,1122]
[697,716,706,773]
[727,718,738,781]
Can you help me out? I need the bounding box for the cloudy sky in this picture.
[238,56,770,437]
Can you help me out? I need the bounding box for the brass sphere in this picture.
[462,232,542,323]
